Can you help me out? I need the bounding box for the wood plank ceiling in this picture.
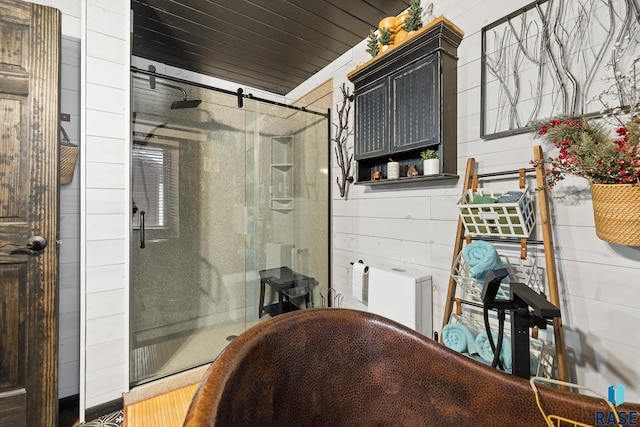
[131,0,411,96]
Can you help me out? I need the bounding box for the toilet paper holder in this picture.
[350,260,369,305]
[350,260,369,275]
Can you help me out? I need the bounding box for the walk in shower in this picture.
[130,69,330,385]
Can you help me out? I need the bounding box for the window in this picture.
[132,142,179,237]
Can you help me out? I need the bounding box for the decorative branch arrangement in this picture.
[481,0,640,139]
[592,42,640,126]
[333,83,354,198]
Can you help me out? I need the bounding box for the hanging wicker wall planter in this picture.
[60,125,78,185]
[590,183,640,246]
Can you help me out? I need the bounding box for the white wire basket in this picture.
[451,250,545,301]
[457,186,536,238]
[536,339,556,380]
[447,313,554,378]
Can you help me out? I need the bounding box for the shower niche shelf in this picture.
[270,136,293,212]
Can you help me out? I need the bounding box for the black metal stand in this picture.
[482,269,561,379]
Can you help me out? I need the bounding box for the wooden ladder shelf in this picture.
[441,145,569,382]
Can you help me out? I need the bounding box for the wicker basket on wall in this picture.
[60,125,78,185]
[591,183,640,246]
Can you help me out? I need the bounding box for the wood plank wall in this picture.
[82,0,131,412]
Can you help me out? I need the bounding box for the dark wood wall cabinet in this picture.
[347,17,464,185]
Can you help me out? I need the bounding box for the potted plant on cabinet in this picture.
[420,149,439,175]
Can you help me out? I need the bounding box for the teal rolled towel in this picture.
[530,354,540,376]
[463,240,504,283]
[442,323,479,354]
[475,331,512,369]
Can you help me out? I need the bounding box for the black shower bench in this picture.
[258,266,317,318]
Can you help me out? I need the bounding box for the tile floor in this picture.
[83,411,124,427]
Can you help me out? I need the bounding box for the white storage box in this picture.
[457,186,536,238]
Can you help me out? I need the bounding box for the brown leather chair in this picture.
[184,308,639,426]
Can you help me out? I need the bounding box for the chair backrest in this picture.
[184,308,638,426]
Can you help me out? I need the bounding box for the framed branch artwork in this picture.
[480,0,640,139]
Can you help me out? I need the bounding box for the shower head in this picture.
[171,98,202,109]
[170,86,201,109]
[157,82,201,109]
[140,75,202,109]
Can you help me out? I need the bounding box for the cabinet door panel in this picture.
[354,81,388,160]
[391,54,439,152]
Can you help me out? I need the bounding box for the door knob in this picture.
[26,236,47,251]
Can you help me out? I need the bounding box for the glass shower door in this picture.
[130,71,330,386]
[130,74,248,384]
[244,98,330,322]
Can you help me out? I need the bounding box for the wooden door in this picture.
[0,1,60,426]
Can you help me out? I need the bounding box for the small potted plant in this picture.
[420,149,439,175]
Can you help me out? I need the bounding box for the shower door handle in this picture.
[140,211,146,249]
